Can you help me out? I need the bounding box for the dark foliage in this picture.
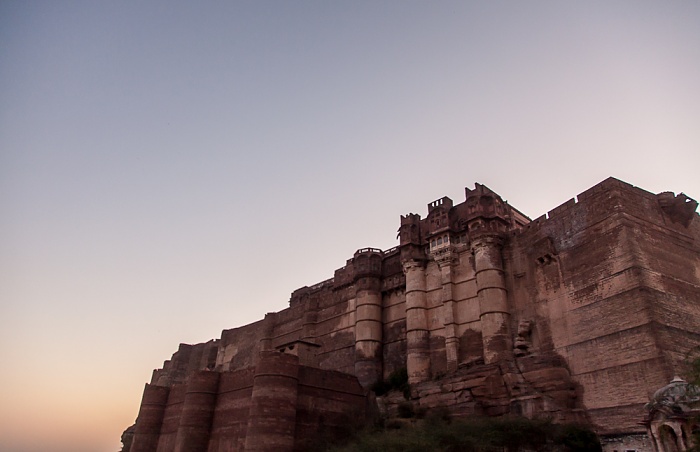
[325,415,601,452]
[370,368,410,399]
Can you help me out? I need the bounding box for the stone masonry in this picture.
[123,177,700,451]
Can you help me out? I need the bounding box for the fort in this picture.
[122,177,700,452]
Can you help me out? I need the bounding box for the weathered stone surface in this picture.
[123,178,699,451]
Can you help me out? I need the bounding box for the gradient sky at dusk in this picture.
[1,2,699,451]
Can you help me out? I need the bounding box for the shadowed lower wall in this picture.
[129,352,367,452]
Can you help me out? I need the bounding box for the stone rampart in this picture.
[124,177,699,451]
[128,353,367,452]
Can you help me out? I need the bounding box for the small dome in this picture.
[646,377,700,414]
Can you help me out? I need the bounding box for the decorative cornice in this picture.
[432,247,459,268]
[470,233,504,251]
[402,259,425,273]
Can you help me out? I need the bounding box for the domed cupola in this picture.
[643,377,700,451]
[646,377,700,415]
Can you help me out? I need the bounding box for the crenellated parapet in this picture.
[462,184,513,236]
[657,191,698,227]
[352,248,384,282]
[399,213,422,246]
[151,340,219,386]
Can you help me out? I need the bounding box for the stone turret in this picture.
[464,184,513,365]
[403,259,431,384]
[244,352,300,451]
[174,371,220,451]
[352,248,384,388]
[398,212,422,246]
[399,212,432,384]
[130,384,170,452]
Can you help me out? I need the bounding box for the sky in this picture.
[0,1,699,451]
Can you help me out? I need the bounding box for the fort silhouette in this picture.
[122,177,700,452]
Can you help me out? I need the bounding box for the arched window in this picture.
[659,424,681,452]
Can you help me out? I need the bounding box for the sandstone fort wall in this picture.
[124,177,699,451]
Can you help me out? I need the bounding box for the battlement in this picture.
[400,213,421,223]
[465,182,498,200]
[354,247,383,256]
[428,196,453,213]
[383,245,400,256]
[517,176,698,236]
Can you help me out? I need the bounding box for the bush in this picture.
[388,367,408,388]
[397,402,414,419]
[369,379,390,396]
[329,415,601,452]
[553,423,603,452]
[370,368,411,399]
[424,406,451,425]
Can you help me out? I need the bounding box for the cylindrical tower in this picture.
[173,371,220,452]
[403,259,431,384]
[353,248,384,388]
[244,351,300,451]
[472,233,512,364]
[130,384,170,452]
[259,312,276,353]
[435,250,459,372]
